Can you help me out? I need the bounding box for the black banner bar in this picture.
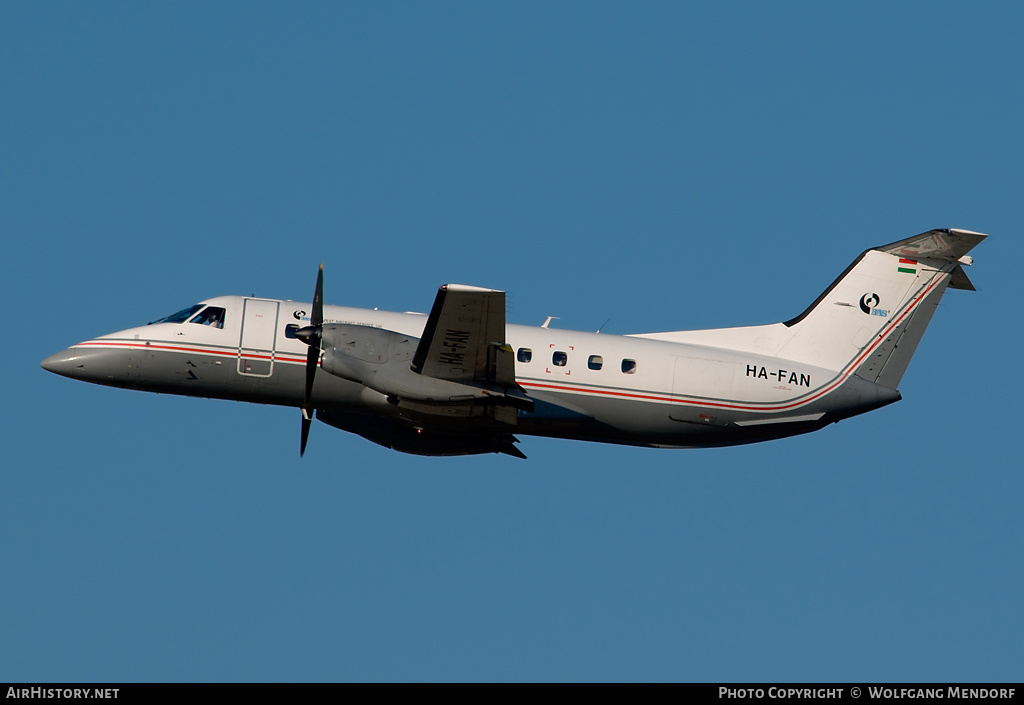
[2,683,1022,695]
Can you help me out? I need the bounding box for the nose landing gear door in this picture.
[238,298,280,377]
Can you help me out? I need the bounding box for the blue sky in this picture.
[2,2,1021,682]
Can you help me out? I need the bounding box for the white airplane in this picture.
[42,228,984,459]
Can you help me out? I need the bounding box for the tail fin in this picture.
[777,228,985,387]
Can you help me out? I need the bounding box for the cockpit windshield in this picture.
[150,304,204,325]
[189,306,225,329]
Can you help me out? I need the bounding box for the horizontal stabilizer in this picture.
[948,263,976,291]
[878,228,986,263]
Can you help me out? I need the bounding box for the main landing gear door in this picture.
[238,298,280,377]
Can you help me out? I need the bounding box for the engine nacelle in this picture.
[318,323,523,407]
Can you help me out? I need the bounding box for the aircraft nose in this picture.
[41,345,140,383]
[41,348,80,378]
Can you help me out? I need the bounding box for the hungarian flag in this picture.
[898,258,917,274]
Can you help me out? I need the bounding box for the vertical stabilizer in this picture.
[776,229,985,386]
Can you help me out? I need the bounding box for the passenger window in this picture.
[621,359,637,374]
[189,306,226,329]
[517,348,532,363]
[285,324,300,339]
[588,355,603,370]
[552,351,568,367]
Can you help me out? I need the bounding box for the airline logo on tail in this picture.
[859,293,888,317]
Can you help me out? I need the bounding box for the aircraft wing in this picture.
[411,284,518,388]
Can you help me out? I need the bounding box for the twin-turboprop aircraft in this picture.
[42,229,985,459]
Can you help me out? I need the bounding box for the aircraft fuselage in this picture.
[41,295,897,452]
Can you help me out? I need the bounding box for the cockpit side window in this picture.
[189,306,226,329]
[150,304,204,325]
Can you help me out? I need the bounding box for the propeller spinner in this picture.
[295,264,324,456]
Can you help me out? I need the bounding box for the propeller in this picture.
[295,264,324,456]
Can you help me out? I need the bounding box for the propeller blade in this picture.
[304,343,319,410]
[299,263,324,457]
[312,263,323,327]
[300,409,312,457]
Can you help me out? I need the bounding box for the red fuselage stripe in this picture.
[72,340,308,364]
